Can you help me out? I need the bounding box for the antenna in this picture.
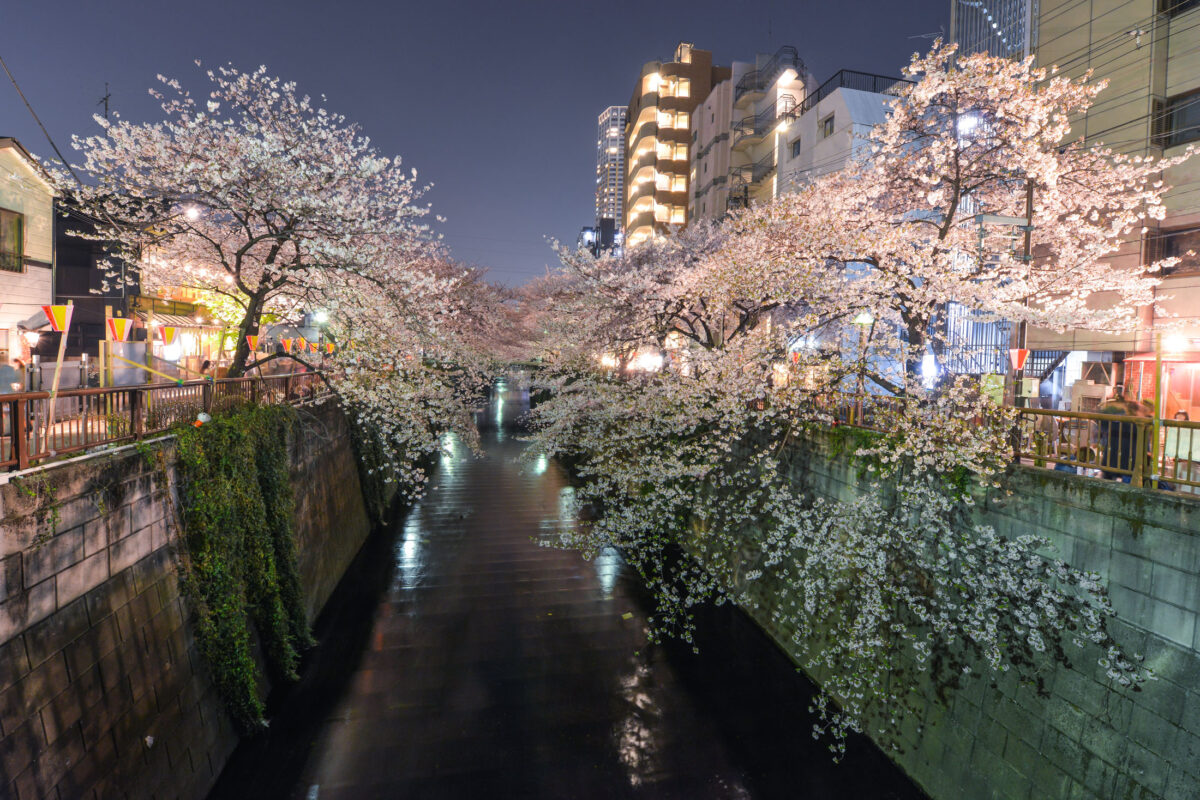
[97,82,111,119]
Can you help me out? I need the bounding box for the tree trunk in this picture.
[228,293,267,378]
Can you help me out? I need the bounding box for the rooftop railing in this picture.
[798,69,912,116]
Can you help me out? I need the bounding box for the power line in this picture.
[0,51,81,185]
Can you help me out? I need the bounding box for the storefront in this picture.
[1122,351,1200,420]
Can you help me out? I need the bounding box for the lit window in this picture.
[656,173,671,191]
[671,206,686,224]
[676,143,688,160]
[655,204,670,222]
[676,112,690,129]
[678,78,691,98]
[672,175,686,192]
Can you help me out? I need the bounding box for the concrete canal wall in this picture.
[724,429,1200,800]
[0,401,376,800]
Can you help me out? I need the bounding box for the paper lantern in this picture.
[308,342,317,353]
[246,335,259,351]
[325,342,335,354]
[159,326,178,346]
[281,338,293,353]
[106,317,132,342]
[1008,348,1030,371]
[297,336,307,352]
[41,305,73,333]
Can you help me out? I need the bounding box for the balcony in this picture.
[734,45,804,107]
[732,95,796,152]
[798,69,912,116]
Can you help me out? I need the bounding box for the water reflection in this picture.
[594,546,622,599]
[393,515,425,591]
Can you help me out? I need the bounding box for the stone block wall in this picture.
[732,430,1200,800]
[0,401,373,799]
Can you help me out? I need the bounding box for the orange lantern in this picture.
[325,342,335,354]
[297,336,307,352]
[1008,348,1030,371]
[106,317,132,342]
[41,305,74,333]
[246,334,259,352]
[308,342,317,353]
[281,338,293,353]
[158,325,178,346]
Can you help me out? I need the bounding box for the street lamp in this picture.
[851,312,875,423]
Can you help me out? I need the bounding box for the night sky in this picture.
[3,0,947,286]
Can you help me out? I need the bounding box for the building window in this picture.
[0,209,23,273]
[1160,0,1200,16]
[671,206,686,224]
[791,137,803,158]
[679,78,691,98]
[820,114,835,139]
[1155,90,1200,148]
[1153,226,1200,274]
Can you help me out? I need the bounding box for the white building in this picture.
[776,71,908,195]
[0,138,56,366]
[595,106,627,228]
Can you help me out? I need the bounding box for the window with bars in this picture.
[0,209,23,273]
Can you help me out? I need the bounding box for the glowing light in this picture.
[600,354,619,368]
[22,331,40,346]
[852,312,874,326]
[775,120,790,133]
[957,114,980,136]
[1164,334,1189,352]
[631,352,664,372]
[162,341,182,362]
[184,206,200,221]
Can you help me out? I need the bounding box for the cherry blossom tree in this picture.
[719,44,1192,386]
[68,64,436,377]
[522,44,1179,755]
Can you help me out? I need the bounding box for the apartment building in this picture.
[776,70,909,195]
[950,0,1038,59]
[0,138,55,367]
[595,106,627,230]
[624,42,730,248]
[1031,0,1200,415]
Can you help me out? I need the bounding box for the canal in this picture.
[209,381,926,799]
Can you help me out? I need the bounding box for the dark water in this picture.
[209,380,927,800]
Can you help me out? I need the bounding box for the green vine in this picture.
[13,474,61,543]
[173,404,313,732]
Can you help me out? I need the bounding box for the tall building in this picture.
[624,42,730,248]
[0,138,56,368]
[950,0,1038,58]
[595,106,627,230]
[1029,0,1200,415]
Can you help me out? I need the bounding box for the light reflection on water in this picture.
[393,515,424,591]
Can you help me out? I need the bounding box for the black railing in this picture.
[798,69,911,116]
[734,46,804,104]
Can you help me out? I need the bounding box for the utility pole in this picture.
[97,82,111,119]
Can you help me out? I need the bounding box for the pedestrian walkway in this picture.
[211,382,925,799]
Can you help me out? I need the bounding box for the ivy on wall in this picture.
[173,404,314,732]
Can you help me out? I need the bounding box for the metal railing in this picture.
[798,70,911,116]
[818,392,1200,495]
[0,372,326,472]
[734,46,804,104]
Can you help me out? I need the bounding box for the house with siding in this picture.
[0,137,56,365]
